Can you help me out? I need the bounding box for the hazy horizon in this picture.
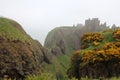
[0,0,120,45]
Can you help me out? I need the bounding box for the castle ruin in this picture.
[85,18,108,31]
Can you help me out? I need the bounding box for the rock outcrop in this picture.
[0,17,48,79]
[44,27,83,55]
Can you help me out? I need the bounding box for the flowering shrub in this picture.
[82,42,120,63]
[113,29,120,41]
[81,32,104,43]
[81,32,104,49]
[68,30,120,79]
[93,41,99,46]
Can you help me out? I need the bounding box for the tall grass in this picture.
[26,73,78,80]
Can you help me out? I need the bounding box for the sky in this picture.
[0,0,120,45]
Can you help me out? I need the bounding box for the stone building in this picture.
[85,18,100,31]
[85,18,108,31]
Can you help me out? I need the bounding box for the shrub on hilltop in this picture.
[67,29,120,79]
[113,29,120,41]
[81,32,104,49]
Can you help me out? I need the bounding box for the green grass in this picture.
[26,73,56,80]
[0,17,30,42]
[109,77,120,80]
[81,77,120,80]
[102,31,115,42]
[26,72,78,80]
[26,74,120,80]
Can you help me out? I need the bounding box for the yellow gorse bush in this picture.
[81,32,104,43]
[81,32,104,49]
[81,30,120,63]
[68,29,120,79]
[82,42,120,63]
[113,29,120,41]
[93,41,99,46]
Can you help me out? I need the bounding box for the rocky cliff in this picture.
[44,26,83,55]
[0,17,49,79]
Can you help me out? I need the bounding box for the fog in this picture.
[0,0,120,45]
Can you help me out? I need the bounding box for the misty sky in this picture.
[0,0,120,45]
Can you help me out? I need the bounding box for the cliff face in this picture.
[0,17,48,79]
[44,27,83,55]
[44,18,109,55]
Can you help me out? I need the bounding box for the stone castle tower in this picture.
[85,18,100,31]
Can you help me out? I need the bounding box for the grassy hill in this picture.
[0,17,46,80]
[0,17,31,42]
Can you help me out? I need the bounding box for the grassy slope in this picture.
[42,45,74,77]
[0,17,30,42]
